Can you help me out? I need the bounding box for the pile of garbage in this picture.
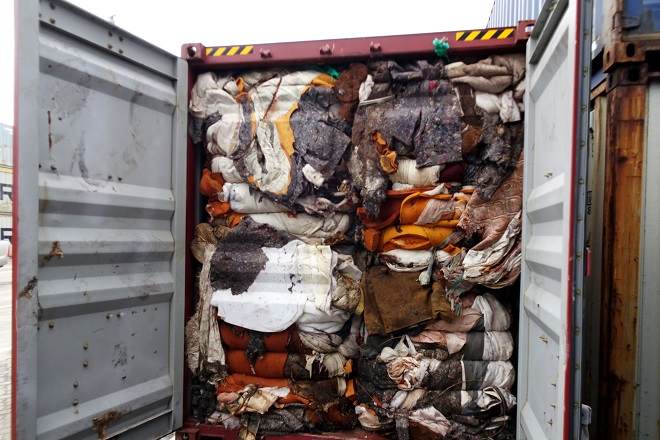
[185,53,525,439]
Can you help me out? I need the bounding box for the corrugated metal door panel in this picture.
[638,81,660,440]
[14,1,187,439]
[518,0,590,438]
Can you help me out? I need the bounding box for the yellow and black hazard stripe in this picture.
[455,28,515,42]
[205,46,254,57]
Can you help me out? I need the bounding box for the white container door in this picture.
[518,0,591,438]
[14,1,188,438]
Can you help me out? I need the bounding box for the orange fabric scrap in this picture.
[371,131,398,174]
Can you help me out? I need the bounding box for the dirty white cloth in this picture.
[296,300,351,334]
[379,336,439,390]
[475,90,522,122]
[483,331,515,361]
[389,159,444,187]
[408,407,451,436]
[479,361,516,391]
[463,212,522,279]
[473,293,511,331]
[245,71,327,195]
[211,240,308,332]
[295,193,357,216]
[207,412,241,429]
[212,156,244,183]
[211,241,355,333]
[390,389,428,411]
[185,244,226,375]
[298,314,362,359]
[462,387,517,413]
[226,385,291,415]
[446,54,526,94]
[189,72,239,118]
[305,352,347,378]
[302,164,325,188]
[249,212,352,240]
[359,75,375,103]
[222,183,290,214]
[188,73,244,157]
[379,249,436,272]
[355,405,391,431]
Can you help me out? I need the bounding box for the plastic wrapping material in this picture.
[223,183,290,214]
[249,212,352,240]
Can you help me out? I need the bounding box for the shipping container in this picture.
[588,1,660,439]
[0,168,13,215]
[487,0,544,28]
[0,214,12,244]
[12,0,659,439]
[0,123,14,168]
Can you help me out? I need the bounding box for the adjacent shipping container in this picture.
[487,0,544,28]
[0,169,13,215]
[0,123,14,168]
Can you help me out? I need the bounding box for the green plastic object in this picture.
[304,65,341,79]
[433,37,450,59]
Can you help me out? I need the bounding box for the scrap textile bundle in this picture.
[186,53,525,439]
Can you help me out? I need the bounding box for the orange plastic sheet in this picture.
[199,168,226,196]
[399,192,468,226]
[225,350,287,378]
[220,322,289,352]
[363,224,457,252]
[205,198,232,218]
[201,169,232,218]
[217,374,309,405]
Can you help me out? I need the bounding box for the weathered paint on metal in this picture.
[182,23,530,69]
[599,82,646,440]
[14,0,187,439]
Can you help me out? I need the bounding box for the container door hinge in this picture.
[580,404,592,439]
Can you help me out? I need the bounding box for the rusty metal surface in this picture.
[180,422,388,440]
[598,82,647,440]
[601,0,660,71]
[582,96,608,438]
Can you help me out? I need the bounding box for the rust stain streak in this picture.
[92,410,124,440]
[18,277,38,298]
[43,241,63,265]
[47,111,52,151]
[599,83,646,439]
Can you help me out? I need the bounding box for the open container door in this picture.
[518,0,591,438]
[13,1,187,438]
